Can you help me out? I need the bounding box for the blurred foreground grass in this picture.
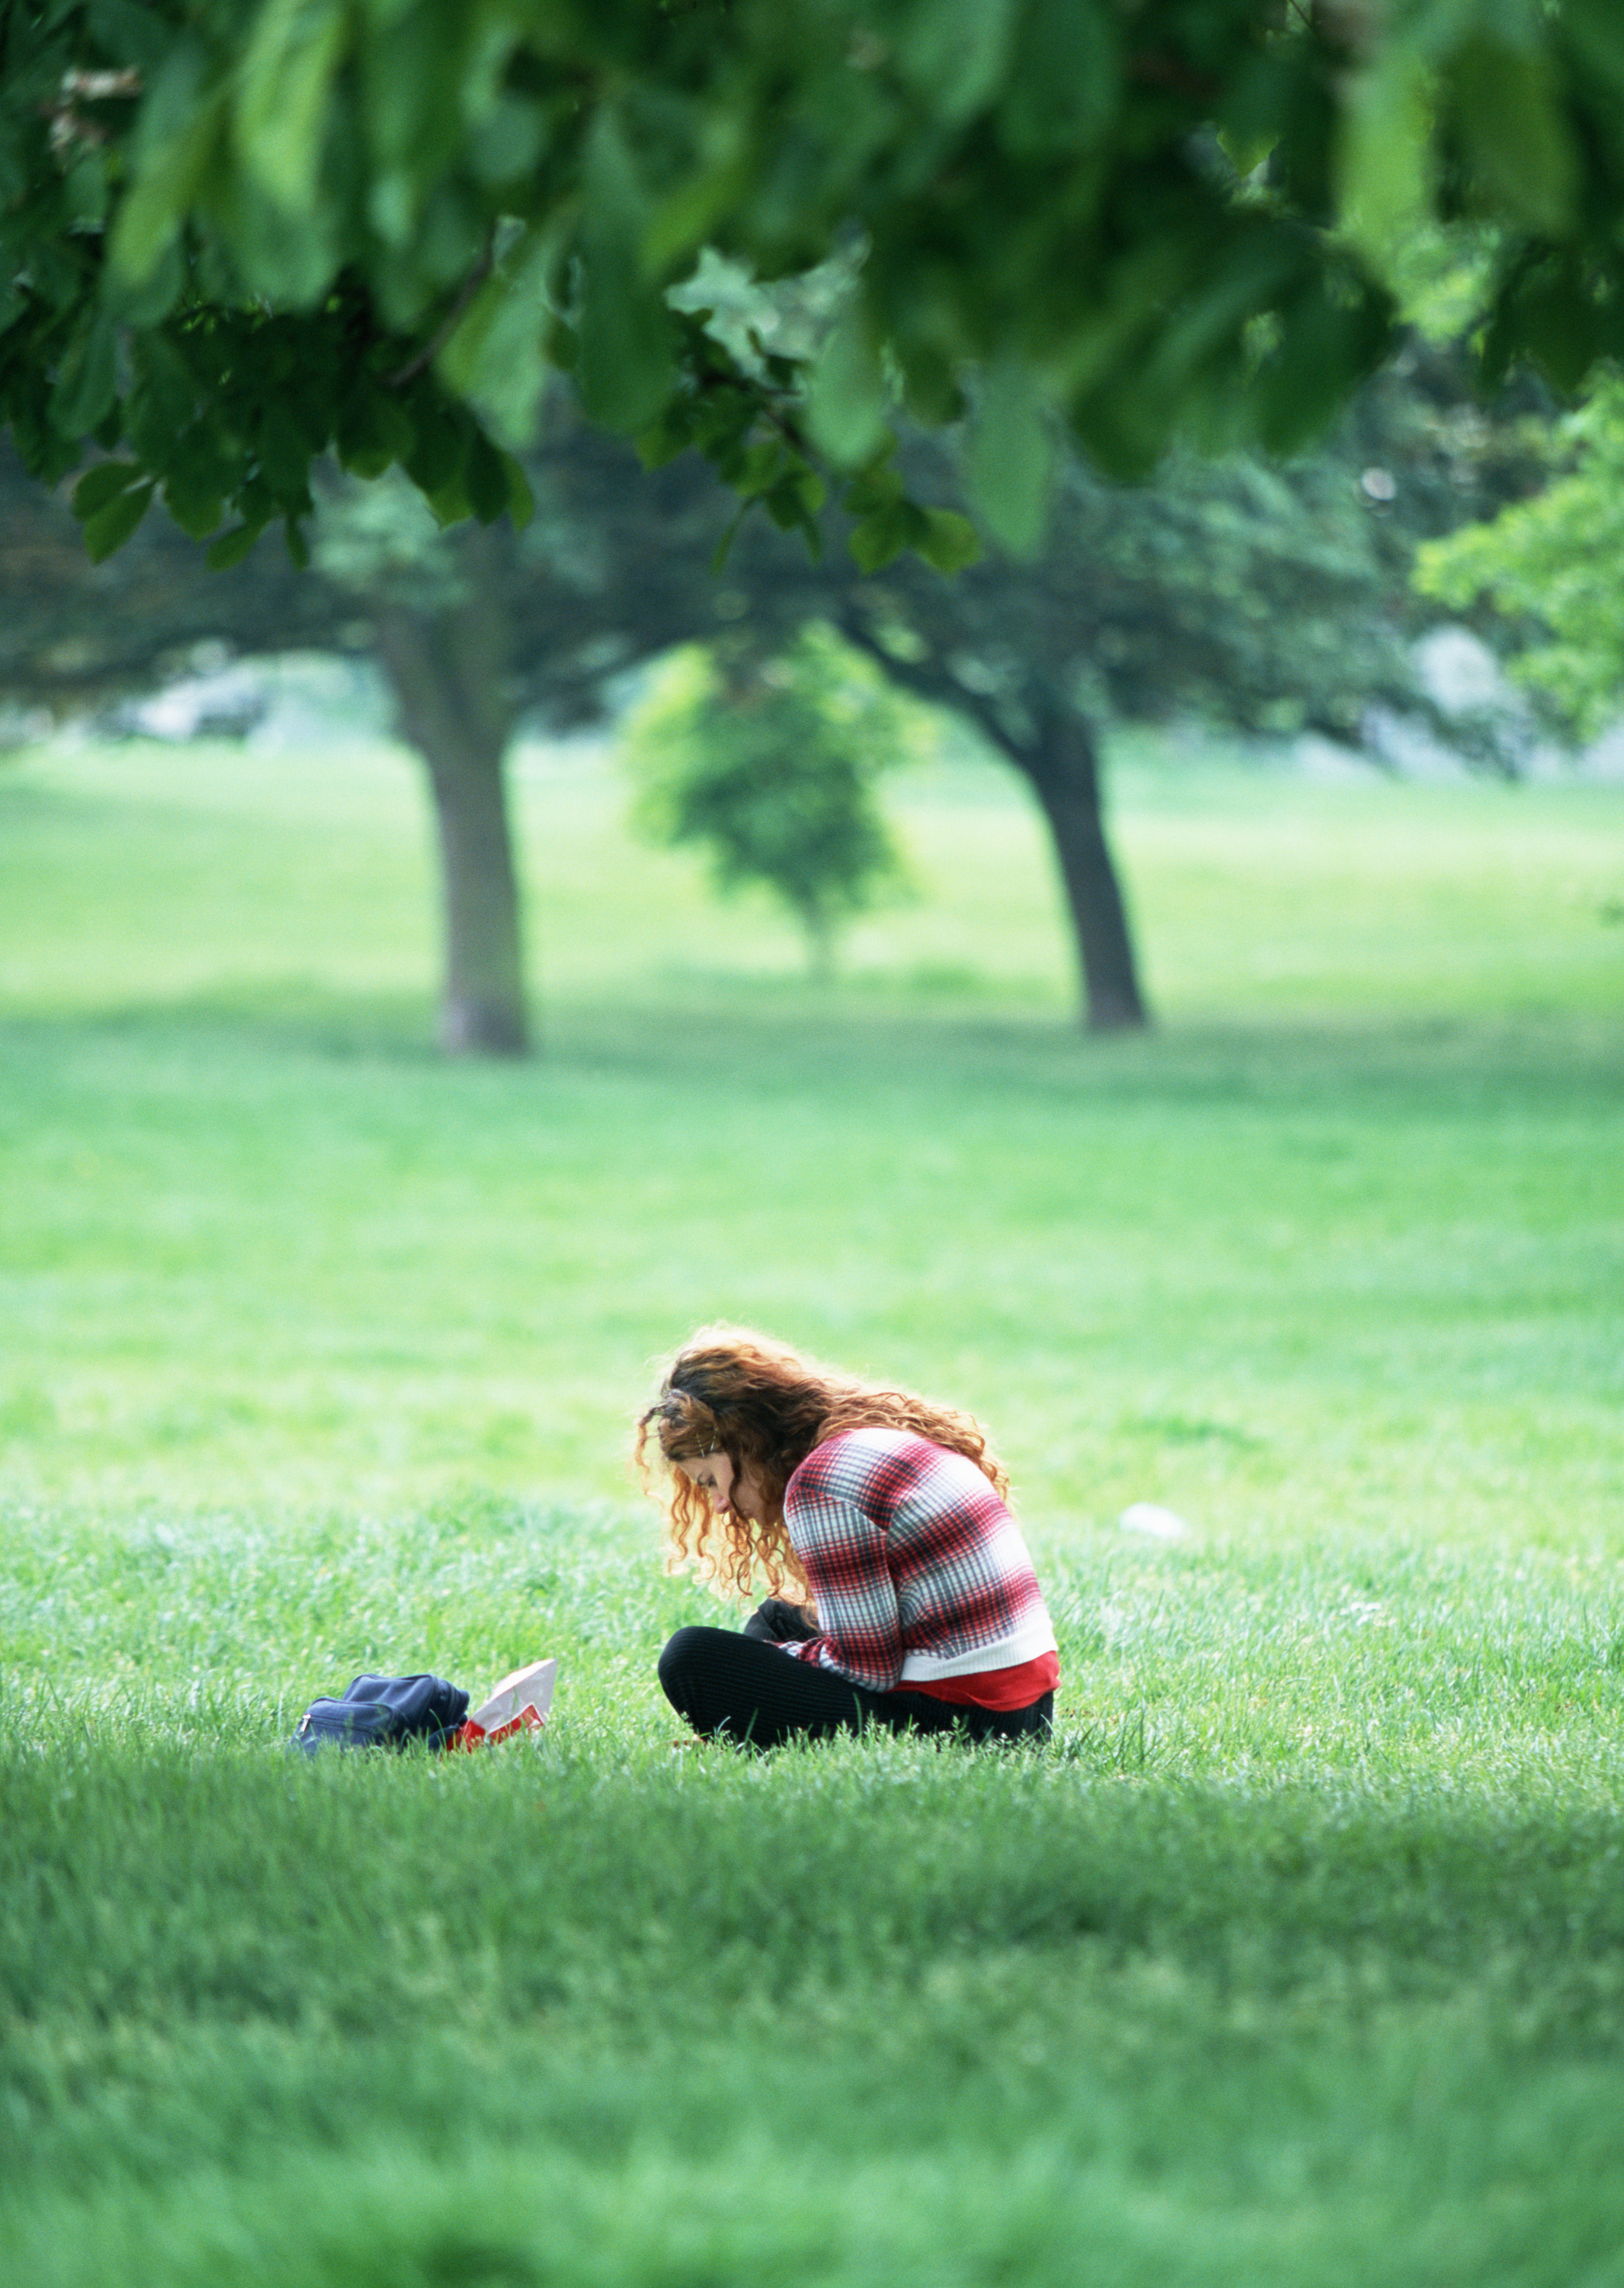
[1,730,1622,2286]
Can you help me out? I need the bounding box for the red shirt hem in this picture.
[898,1649,1059,1711]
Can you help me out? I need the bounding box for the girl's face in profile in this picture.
[677,1450,766,1525]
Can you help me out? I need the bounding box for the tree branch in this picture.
[386,232,498,389]
[835,602,1027,765]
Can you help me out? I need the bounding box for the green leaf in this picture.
[966,357,1053,555]
[256,399,320,493]
[104,237,185,327]
[81,479,154,560]
[1490,252,1604,399]
[213,170,341,306]
[425,475,473,527]
[1000,0,1118,158]
[761,474,824,553]
[897,0,1017,125]
[914,508,980,575]
[848,502,915,574]
[1216,124,1277,180]
[108,40,225,287]
[1562,0,1624,95]
[86,1,174,76]
[1251,274,1395,458]
[1449,34,1577,237]
[575,110,676,434]
[335,384,416,479]
[0,121,22,211]
[206,520,268,570]
[1335,40,1434,268]
[403,396,465,494]
[236,0,347,213]
[501,450,534,531]
[161,468,225,539]
[437,222,557,451]
[1142,224,1309,400]
[636,403,694,470]
[900,341,966,426]
[806,299,889,469]
[64,152,110,232]
[464,427,512,524]
[845,461,905,517]
[51,309,119,437]
[466,96,544,190]
[762,485,810,533]
[72,459,144,520]
[131,334,196,440]
[283,514,310,569]
[1067,377,1170,484]
[645,148,752,277]
[358,5,455,187]
[734,439,782,496]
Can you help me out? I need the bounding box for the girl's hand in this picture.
[741,1598,820,1643]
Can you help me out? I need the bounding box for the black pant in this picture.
[658,1622,1054,1751]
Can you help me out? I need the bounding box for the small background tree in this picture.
[1415,375,1624,747]
[626,625,931,976]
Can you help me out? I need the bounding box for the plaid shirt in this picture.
[779,1429,1057,1695]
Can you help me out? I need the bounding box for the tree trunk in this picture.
[1018,689,1148,1033]
[375,541,528,1056]
[836,609,1147,1035]
[801,904,838,981]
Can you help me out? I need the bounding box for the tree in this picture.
[4,2,1623,572]
[734,339,1544,1028]
[1415,377,1624,745]
[0,444,537,1051]
[2,328,1539,1049]
[509,385,1522,1035]
[626,627,918,974]
[309,479,530,1052]
[0,429,726,1052]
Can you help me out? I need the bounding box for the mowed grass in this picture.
[1,727,1622,2286]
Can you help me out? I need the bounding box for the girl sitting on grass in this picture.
[637,1325,1059,1749]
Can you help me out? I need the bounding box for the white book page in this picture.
[469,1657,557,1733]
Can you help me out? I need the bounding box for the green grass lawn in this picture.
[2,727,1622,2286]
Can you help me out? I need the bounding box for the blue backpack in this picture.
[289,1672,469,1754]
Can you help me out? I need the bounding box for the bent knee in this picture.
[658,1624,722,1705]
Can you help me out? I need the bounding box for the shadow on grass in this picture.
[2,986,1620,1115]
[5,1700,1622,2045]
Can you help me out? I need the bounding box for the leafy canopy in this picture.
[5,1,1624,569]
[1416,378,1624,745]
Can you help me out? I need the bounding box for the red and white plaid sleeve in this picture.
[776,1460,907,1692]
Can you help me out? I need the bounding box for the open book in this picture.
[449,1657,557,1749]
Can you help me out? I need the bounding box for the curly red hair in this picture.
[634,1324,1011,1604]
